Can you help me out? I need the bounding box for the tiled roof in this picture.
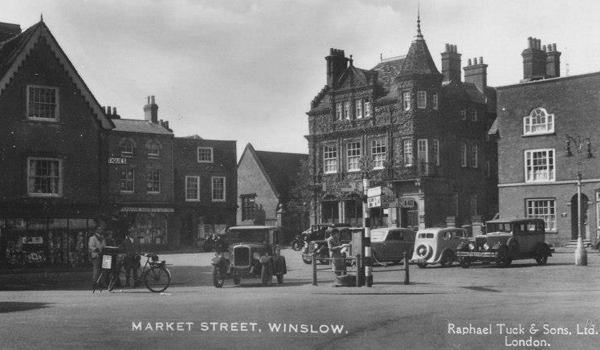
[255,150,308,201]
[0,22,40,83]
[372,56,405,102]
[399,38,440,78]
[112,118,173,135]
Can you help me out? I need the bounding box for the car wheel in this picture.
[415,244,432,260]
[459,257,471,269]
[495,246,512,268]
[440,250,454,267]
[233,277,241,285]
[417,262,428,268]
[291,240,303,251]
[535,246,549,265]
[212,266,224,288]
[276,273,284,285]
[301,255,312,264]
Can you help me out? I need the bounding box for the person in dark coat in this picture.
[120,227,140,287]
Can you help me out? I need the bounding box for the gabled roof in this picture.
[239,143,308,202]
[112,118,173,135]
[335,65,378,90]
[0,20,114,129]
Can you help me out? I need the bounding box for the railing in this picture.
[311,252,410,287]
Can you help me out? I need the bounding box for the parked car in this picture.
[411,227,468,268]
[301,223,351,264]
[211,226,287,287]
[370,227,415,265]
[456,218,554,268]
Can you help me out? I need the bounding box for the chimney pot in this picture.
[467,58,472,66]
[479,57,483,64]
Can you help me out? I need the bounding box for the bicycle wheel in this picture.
[108,267,125,291]
[144,266,171,293]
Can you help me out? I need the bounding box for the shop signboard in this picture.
[367,196,381,208]
[108,157,127,164]
[400,197,415,208]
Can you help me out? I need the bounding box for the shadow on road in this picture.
[0,302,51,313]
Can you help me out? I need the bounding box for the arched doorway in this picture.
[570,193,589,240]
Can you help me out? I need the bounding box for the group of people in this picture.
[88,219,140,289]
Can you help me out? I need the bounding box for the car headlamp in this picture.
[252,252,261,260]
[313,243,319,250]
[468,243,475,251]
[483,243,490,251]
[223,252,231,260]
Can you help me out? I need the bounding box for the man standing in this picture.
[88,219,107,288]
[120,227,139,287]
[326,229,348,277]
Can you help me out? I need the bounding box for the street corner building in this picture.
[305,16,498,232]
[0,20,115,267]
[496,37,600,247]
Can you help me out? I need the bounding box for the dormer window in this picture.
[524,107,554,135]
[27,85,59,121]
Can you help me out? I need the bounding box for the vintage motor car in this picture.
[456,218,554,268]
[211,226,287,287]
[370,227,415,265]
[301,223,351,264]
[410,227,468,268]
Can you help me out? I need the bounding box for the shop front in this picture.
[1,217,97,269]
[120,207,173,246]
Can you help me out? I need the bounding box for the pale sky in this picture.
[4,0,600,158]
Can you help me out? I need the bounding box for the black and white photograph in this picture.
[1,0,600,349]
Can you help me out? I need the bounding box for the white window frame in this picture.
[403,140,413,167]
[197,147,214,163]
[403,92,411,111]
[120,168,135,193]
[525,149,555,183]
[211,176,226,202]
[432,139,440,166]
[417,139,428,164]
[147,169,161,194]
[27,85,59,121]
[471,144,479,168]
[343,101,351,120]
[27,157,62,197]
[355,100,363,119]
[346,141,361,172]
[185,176,200,201]
[527,199,556,231]
[364,101,372,118]
[336,102,342,120]
[120,139,134,158]
[417,91,427,109]
[323,144,338,174]
[432,93,439,110]
[147,141,160,158]
[523,107,555,135]
[461,142,468,167]
[371,139,387,169]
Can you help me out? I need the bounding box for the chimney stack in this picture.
[441,44,462,82]
[325,48,349,87]
[0,22,21,42]
[143,95,158,124]
[463,56,488,92]
[545,43,561,78]
[522,37,547,81]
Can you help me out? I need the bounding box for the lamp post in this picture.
[565,134,592,266]
[360,156,373,287]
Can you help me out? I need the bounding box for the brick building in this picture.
[237,143,308,241]
[106,96,175,246]
[496,37,600,247]
[172,135,237,246]
[306,17,498,231]
[0,20,114,266]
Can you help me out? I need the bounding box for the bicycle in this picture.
[132,253,171,293]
